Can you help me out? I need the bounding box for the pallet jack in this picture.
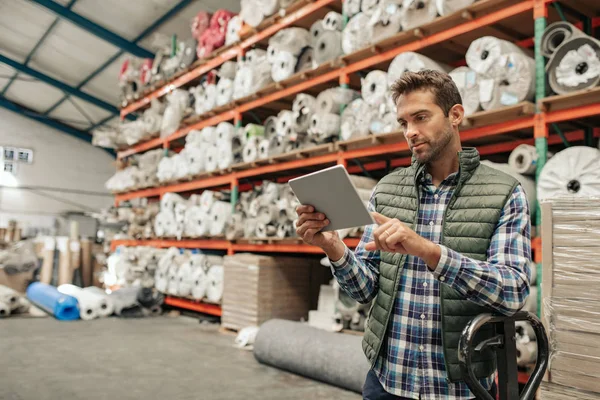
[459,311,550,400]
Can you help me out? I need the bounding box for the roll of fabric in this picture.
[401,0,438,31]
[343,13,373,55]
[205,265,225,303]
[219,61,238,80]
[508,144,540,176]
[216,122,235,142]
[176,260,194,297]
[184,206,210,238]
[225,15,242,46]
[244,218,259,238]
[449,66,481,116]
[233,63,273,99]
[323,11,343,31]
[314,30,343,66]
[167,262,181,296]
[361,0,381,16]
[257,204,279,224]
[183,146,205,176]
[343,0,363,19]
[26,282,79,320]
[186,129,203,146]
[292,93,317,133]
[172,153,191,180]
[209,201,231,236]
[362,70,389,107]
[244,48,268,66]
[479,53,535,111]
[268,135,287,156]
[369,112,400,135]
[276,110,295,137]
[435,0,476,16]
[242,136,261,163]
[108,287,141,317]
[268,28,311,58]
[254,319,370,393]
[0,285,20,311]
[296,47,314,72]
[516,341,538,367]
[256,222,277,238]
[57,284,102,320]
[465,36,525,78]
[272,51,298,82]
[0,301,9,318]
[244,123,265,140]
[82,287,115,317]
[480,161,536,213]
[316,88,360,114]
[341,99,377,141]
[258,138,271,159]
[225,213,245,240]
[309,113,341,142]
[190,265,209,300]
[541,21,587,58]
[191,11,212,41]
[240,0,264,27]
[276,223,294,238]
[370,0,404,44]
[264,116,278,139]
[216,78,234,106]
[200,126,217,144]
[204,145,219,172]
[537,146,600,201]
[387,52,449,86]
[310,19,326,48]
[217,140,234,170]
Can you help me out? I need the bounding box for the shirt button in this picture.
[434,194,439,199]
[429,221,434,226]
[440,276,446,282]
[423,282,428,287]
[420,314,426,320]
[419,345,424,351]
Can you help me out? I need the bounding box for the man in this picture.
[295,70,531,400]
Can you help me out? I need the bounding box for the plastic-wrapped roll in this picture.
[0,285,20,311]
[308,113,341,142]
[296,47,314,72]
[240,0,264,27]
[216,141,234,170]
[537,146,600,201]
[172,153,191,180]
[435,0,476,16]
[258,138,271,159]
[244,49,268,66]
[343,0,362,18]
[362,70,389,107]
[233,63,273,99]
[244,123,265,140]
[508,144,540,176]
[186,129,203,146]
[0,301,9,318]
[361,0,381,16]
[323,11,343,31]
[316,87,361,114]
[257,204,279,224]
[190,266,208,300]
[256,222,277,238]
[205,265,224,303]
[449,66,480,116]
[231,133,245,160]
[292,93,317,133]
[479,53,535,111]
[549,38,600,94]
[219,61,237,80]
[268,135,287,156]
[167,263,181,296]
[272,51,298,82]
[82,286,115,318]
[176,261,194,297]
[310,19,325,48]
[161,192,186,211]
[225,15,242,46]
[264,116,278,139]
[465,36,525,78]
[276,223,294,238]
[216,78,234,106]
[225,213,245,240]
[342,13,373,55]
[314,30,343,66]
[209,201,231,236]
[371,1,404,43]
[57,284,102,320]
[216,122,235,142]
[523,287,538,314]
[401,0,438,31]
[516,341,538,367]
[369,112,401,134]
[387,52,450,86]
[26,282,79,321]
[204,144,219,172]
[243,136,261,163]
[276,110,295,137]
[341,99,376,141]
[480,161,536,212]
[184,206,210,238]
[201,126,217,144]
[199,190,217,212]
[268,28,311,58]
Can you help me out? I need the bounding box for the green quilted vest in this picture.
[362,147,519,383]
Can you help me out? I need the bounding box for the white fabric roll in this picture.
[276,223,293,238]
[219,61,238,80]
[244,49,268,66]
[216,122,235,143]
[314,30,343,66]
[341,99,377,141]
[258,138,271,159]
[480,53,535,111]
[343,13,373,55]
[233,63,273,99]
[0,285,20,311]
[205,265,225,304]
[272,51,298,82]
[449,66,481,116]
[362,0,381,16]
[200,83,218,115]
[204,144,219,172]
[156,157,175,183]
[293,93,317,133]
[167,263,181,296]
[240,0,265,27]
[508,144,539,176]
[161,192,186,212]
[184,206,210,238]
[323,11,343,31]
[182,146,205,176]
[480,161,536,211]
[309,113,341,142]
[225,213,245,240]
[243,136,261,163]
[257,204,279,224]
[401,0,438,31]
[553,41,600,93]
[217,140,234,170]
[369,112,401,134]
[57,284,101,320]
[537,146,600,201]
[201,126,217,144]
[310,19,326,48]
[268,28,311,57]
[216,78,234,106]
[186,129,203,146]
[82,287,115,317]
[387,52,450,86]
[190,266,208,300]
[268,135,287,156]
[0,301,9,318]
[517,341,538,367]
[362,70,389,106]
[209,201,232,236]
[172,153,191,180]
[296,47,314,72]
[371,1,404,44]
[465,36,525,78]
[199,190,217,213]
[176,260,194,297]
[226,15,242,46]
[264,116,278,139]
[276,110,295,137]
[435,0,476,16]
[343,0,362,18]
[316,87,361,114]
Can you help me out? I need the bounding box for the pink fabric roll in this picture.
[191,11,212,40]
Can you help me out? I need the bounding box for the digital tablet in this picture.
[288,164,376,232]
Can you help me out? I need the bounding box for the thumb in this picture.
[371,212,390,225]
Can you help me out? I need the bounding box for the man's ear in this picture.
[449,104,464,128]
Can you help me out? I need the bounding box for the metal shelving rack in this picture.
[111,0,600,318]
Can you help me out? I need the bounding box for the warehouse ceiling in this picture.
[0,0,241,142]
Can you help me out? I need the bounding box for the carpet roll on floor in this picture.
[82,286,115,317]
[253,319,369,393]
[26,282,79,321]
[58,284,104,320]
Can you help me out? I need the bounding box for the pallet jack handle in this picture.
[458,311,549,400]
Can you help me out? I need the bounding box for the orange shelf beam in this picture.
[119,0,338,119]
[546,102,600,124]
[164,296,222,316]
[117,137,165,160]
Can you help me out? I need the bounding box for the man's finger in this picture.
[297,212,326,227]
[295,205,314,215]
[373,220,395,252]
[304,227,324,243]
[385,231,405,251]
[297,219,329,238]
[371,212,391,225]
[364,241,376,251]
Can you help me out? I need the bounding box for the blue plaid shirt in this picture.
[331,169,532,400]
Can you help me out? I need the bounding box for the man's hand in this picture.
[365,212,441,269]
[295,205,345,260]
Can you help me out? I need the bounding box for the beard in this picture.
[412,124,454,164]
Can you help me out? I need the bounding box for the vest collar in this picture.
[412,147,480,185]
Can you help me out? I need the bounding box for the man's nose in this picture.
[405,124,418,140]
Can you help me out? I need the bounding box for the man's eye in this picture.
[416,115,426,121]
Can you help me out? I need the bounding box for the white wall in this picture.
[0,108,114,233]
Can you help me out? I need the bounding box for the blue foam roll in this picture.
[26,282,80,321]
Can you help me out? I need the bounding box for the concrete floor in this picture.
[0,316,361,400]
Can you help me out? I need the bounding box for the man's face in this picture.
[396,89,455,164]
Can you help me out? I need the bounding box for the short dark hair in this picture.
[390,70,462,116]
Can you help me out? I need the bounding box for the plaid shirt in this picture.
[331,169,532,400]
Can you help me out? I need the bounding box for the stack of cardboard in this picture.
[540,199,600,398]
[222,253,320,331]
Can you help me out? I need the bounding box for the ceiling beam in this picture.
[28,0,154,58]
[0,96,115,157]
[0,53,121,116]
